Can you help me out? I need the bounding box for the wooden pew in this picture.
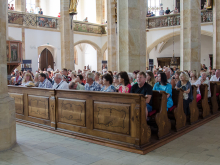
[168,88,186,131]
[149,91,171,139]
[212,81,220,110]
[189,85,199,124]
[8,86,55,129]
[9,85,152,149]
[199,84,210,118]
[210,82,219,114]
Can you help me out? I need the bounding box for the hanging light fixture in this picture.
[170,0,178,67]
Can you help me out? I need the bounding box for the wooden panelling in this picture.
[94,102,130,135]
[57,98,86,127]
[28,95,49,120]
[9,93,24,114]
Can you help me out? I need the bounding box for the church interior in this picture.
[1,0,220,165]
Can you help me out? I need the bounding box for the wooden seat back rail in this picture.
[199,84,211,118]
[189,85,199,124]
[8,86,151,149]
[210,82,218,114]
[152,91,171,139]
[171,88,186,131]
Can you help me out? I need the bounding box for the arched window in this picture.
[148,0,161,16]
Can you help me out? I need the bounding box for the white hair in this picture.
[166,67,172,75]
[55,73,63,79]
[127,72,134,81]
[87,72,95,81]
[14,69,18,73]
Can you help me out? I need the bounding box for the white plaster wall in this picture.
[75,44,97,71]
[147,24,213,47]
[25,29,61,72]
[76,0,96,23]
[149,35,213,68]
[74,34,107,49]
[161,0,176,11]
[8,27,22,41]
[40,0,60,17]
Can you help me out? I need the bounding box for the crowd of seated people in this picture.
[10,63,220,120]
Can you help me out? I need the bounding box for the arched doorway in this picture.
[39,48,54,70]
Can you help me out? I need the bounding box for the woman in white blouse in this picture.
[194,72,211,98]
[21,73,34,86]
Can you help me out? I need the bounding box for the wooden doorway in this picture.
[209,54,213,69]
[39,48,54,71]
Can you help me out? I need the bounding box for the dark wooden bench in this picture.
[211,81,220,110]
[168,88,186,131]
[149,91,171,139]
[199,84,210,118]
[189,85,199,124]
[210,82,219,114]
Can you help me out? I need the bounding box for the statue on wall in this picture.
[69,0,78,14]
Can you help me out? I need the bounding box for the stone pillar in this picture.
[22,28,25,59]
[213,0,220,69]
[15,0,26,12]
[60,0,75,70]
[96,0,103,24]
[35,0,41,8]
[117,0,146,72]
[180,0,201,72]
[0,0,16,151]
[107,0,118,71]
[146,31,149,68]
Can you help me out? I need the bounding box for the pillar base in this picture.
[0,94,16,151]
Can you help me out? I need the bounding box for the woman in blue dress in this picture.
[153,72,173,110]
[101,73,116,92]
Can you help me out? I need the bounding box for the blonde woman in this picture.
[34,73,40,87]
[21,73,34,86]
[146,71,155,87]
[190,70,198,85]
[176,72,193,116]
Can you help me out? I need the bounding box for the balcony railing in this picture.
[73,20,107,35]
[8,11,59,29]
[8,10,107,34]
[147,10,213,29]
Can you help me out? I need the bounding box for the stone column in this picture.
[213,0,220,69]
[60,0,75,70]
[180,0,201,72]
[107,0,118,71]
[15,0,26,12]
[117,0,146,72]
[146,31,149,68]
[0,0,16,151]
[22,28,25,59]
[35,0,41,8]
[96,0,103,24]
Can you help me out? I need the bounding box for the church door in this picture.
[39,48,54,71]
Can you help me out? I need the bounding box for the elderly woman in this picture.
[100,74,116,92]
[146,71,155,87]
[195,72,211,98]
[21,73,34,86]
[118,71,131,93]
[153,72,173,110]
[176,72,193,116]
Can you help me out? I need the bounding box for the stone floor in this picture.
[1,117,220,165]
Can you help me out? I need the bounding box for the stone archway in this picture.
[101,42,107,58]
[147,30,213,54]
[74,40,102,71]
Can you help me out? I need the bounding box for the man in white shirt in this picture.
[196,72,211,98]
[210,69,220,81]
[53,73,69,90]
